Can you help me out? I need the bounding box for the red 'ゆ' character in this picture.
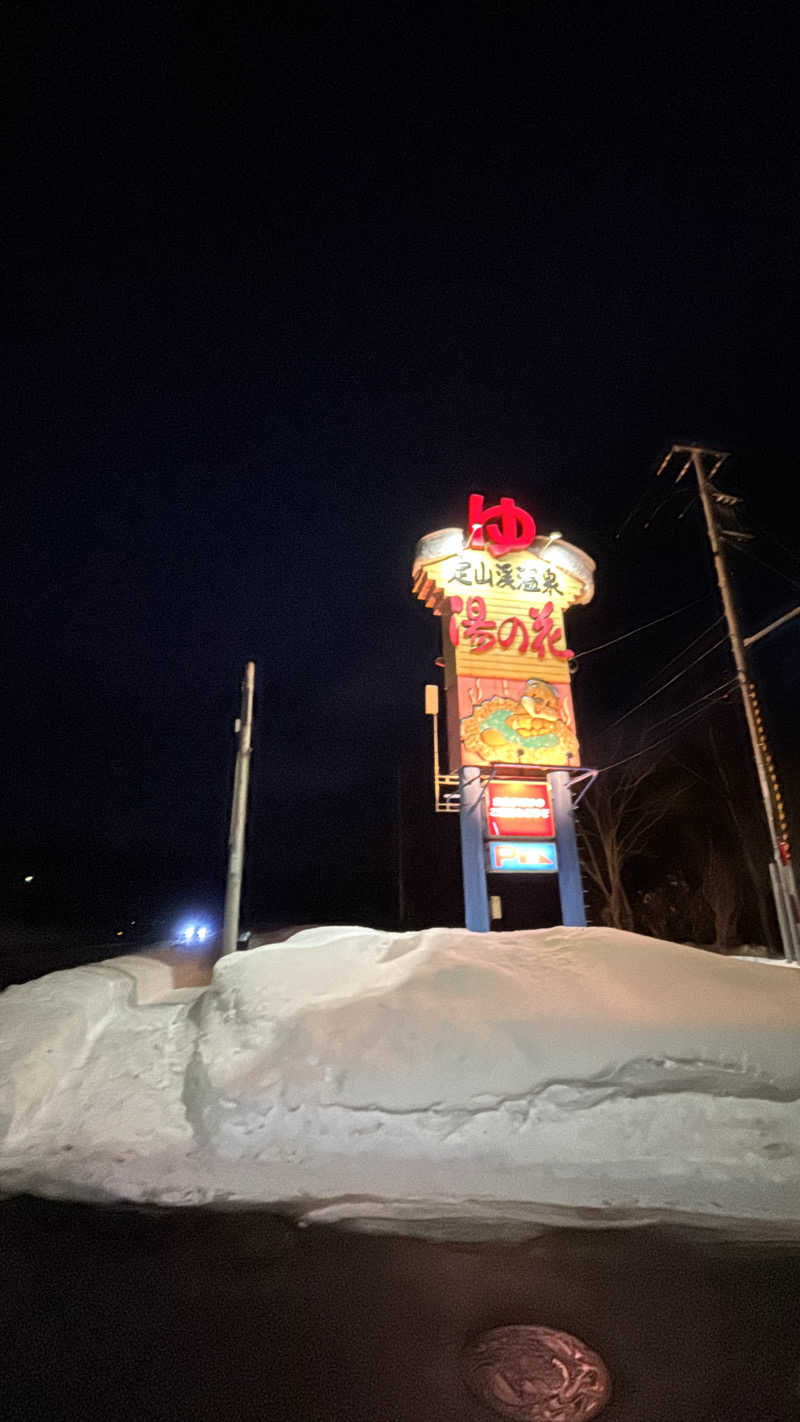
[468,493,537,558]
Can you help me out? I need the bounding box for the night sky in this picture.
[4,4,800,942]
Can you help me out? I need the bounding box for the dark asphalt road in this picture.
[2,1196,799,1420]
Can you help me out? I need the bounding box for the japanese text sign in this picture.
[413,496,595,770]
[486,780,554,838]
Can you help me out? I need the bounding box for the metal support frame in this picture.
[437,761,598,812]
[434,742,595,929]
[459,766,491,932]
[549,770,587,927]
[434,769,462,812]
[744,605,800,649]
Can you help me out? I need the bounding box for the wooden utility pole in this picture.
[665,445,799,960]
[221,661,255,956]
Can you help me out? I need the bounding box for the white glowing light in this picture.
[175,920,211,947]
[24,875,34,883]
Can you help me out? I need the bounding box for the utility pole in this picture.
[221,660,255,957]
[667,446,799,961]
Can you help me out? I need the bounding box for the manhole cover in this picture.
[461,1323,611,1420]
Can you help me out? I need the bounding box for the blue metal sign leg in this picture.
[549,770,587,927]
[459,766,490,932]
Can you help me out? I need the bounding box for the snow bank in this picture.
[0,961,195,1161]
[1,925,799,1235]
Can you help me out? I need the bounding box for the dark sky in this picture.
[4,3,800,937]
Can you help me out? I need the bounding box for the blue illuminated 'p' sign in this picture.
[486,840,558,873]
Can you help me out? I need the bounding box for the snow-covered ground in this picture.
[1,925,799,1237]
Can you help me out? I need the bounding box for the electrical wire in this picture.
[764,533,800,577]
[727,537,800,592]
[613,483,662,541]
[746,519,800,578]
[571,595,712,663]
[643,614,725,685]
[642,486,692,530]
[604,634,730,731]
[598,692,735,772]
[614,477,696,540]
[642,675,738,736]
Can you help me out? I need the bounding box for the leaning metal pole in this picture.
[221,660,256,957]
[688,449,799,961]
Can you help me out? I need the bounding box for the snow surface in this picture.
[1,925,799,1237]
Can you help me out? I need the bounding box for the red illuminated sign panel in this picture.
[467,493,536,557]
[486,781,554,838]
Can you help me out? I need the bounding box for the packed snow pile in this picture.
[1,925,799,1236]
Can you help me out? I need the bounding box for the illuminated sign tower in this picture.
[413,494,596,930]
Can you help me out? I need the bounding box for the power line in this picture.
[727,536,800,593]
[598,692,734,773]
[572,595,711,663]
[746,519,800,578]
[642,486,693,530]
[614,479,697,541]
[643,676,738,736]
[763,533,800,578]
[604,634,729,731]
[613,483,662,541]
[643,614,725,685]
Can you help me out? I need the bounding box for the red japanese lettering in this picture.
[468,493,537,558]
[461,595,497,652]
[448,595,464,646]
[497,615,529,653]
[529,601,573,661]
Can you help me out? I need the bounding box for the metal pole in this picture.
[221,661,255,956]
[459,766,490,931]
[769,862,794,961]
[432,709,441,808]
[744,604,800,648]
[396,764,407,930]
[690,450,797,960]
[780,860,800,963]
[424,684,441,809]
[550,770,587,927]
